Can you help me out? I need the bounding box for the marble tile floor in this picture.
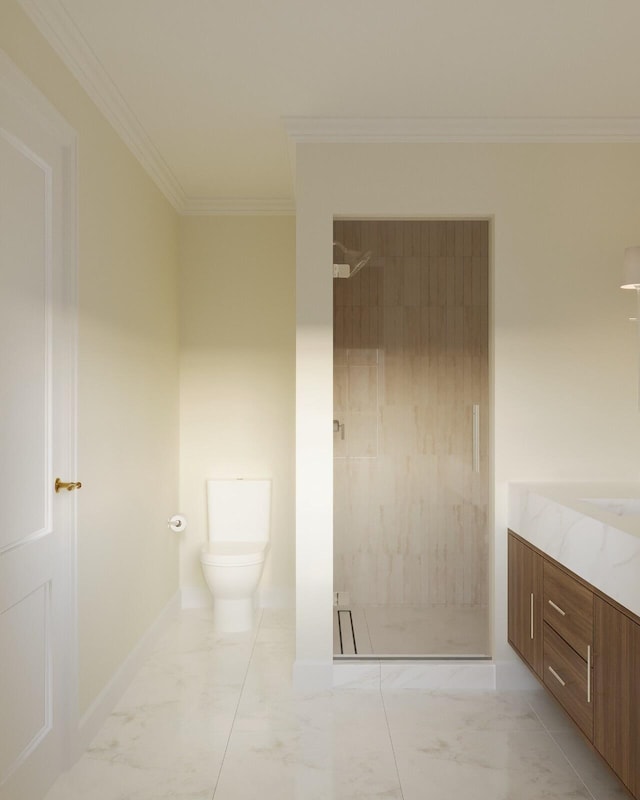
[45,608,627,800]
[334,605,490,656]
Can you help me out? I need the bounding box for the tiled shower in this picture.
[333,219,490,657]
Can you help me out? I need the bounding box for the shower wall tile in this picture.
[425,257,447,306]
[428,221,447,257]
[358,221,377,259]
[347,412,378,457]
[402,257,421,306]
[333,221,489,610]
[382,257,404,306]
[454,221,465,257]
[377,220,404,257]
[348,348,378,366]
[403,307,421,351]
[348,365,378,411]
[446,257,465,306]
[402,222,422,257]
[382,306,404,350]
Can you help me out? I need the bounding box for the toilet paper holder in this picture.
[168,514,187,533]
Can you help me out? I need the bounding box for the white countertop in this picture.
[508,482,640,618]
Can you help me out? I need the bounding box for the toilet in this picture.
[200,478,270,632]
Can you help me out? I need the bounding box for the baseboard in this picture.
[74,590,181,758]
[180,586,212,609]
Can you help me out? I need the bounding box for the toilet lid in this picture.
[201,541,268,566]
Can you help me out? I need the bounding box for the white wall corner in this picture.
[74,591,181,760]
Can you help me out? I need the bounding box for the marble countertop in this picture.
[508,482,640,619]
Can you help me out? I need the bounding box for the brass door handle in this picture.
[55,478,82,493]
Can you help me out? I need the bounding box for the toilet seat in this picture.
[200,541,268,567]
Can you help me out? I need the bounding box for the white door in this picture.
[0,54,77,800]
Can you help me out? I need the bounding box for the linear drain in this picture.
[337,609,357,655]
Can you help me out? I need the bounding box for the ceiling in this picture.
[20,0,640,213]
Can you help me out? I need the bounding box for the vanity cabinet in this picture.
[543,622,593,739]
[542,559,594,739]
[507,534,543,677]
[593,596,640,797]
[508,529,640,799]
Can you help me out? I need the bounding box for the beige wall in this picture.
[0,2,180,714]
[179,216,295,606]
[296,141,640,682]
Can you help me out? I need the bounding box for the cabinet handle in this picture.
[548,599,566,617]
[587,645,591,703]
[548,666,566,687]
[530,593,534,639]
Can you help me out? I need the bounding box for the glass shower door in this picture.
[333,219,489,658]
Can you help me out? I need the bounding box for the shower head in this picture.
[333,241,372,279]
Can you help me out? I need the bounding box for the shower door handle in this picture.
[333,419,345,440]
[472,404,480,473]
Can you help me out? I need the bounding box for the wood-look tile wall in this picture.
[333,220,489,607]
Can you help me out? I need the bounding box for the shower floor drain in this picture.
[336,609,357,655]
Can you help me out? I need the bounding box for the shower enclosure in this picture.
[333,219,489,657]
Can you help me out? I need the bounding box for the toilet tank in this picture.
[206,479,271,543]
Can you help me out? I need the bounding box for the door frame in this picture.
[295,201,495,689]
[0,47,79,774]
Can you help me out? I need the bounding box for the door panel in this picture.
[0,585,49,780]
[0,133,49,549]
[333,221,489,614]
[0,54,77,800]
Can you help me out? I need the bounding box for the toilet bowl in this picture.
[201,541,268,632]
[200,479,271,632]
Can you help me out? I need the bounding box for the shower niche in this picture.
[333,220,490,658]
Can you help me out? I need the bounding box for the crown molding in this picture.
[15,0,297,216]
[181,196,295,216]
[283,116,640,143]
[17,0,187,210]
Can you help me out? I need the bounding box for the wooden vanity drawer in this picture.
[543,559,593,658]
[543,622,593,740]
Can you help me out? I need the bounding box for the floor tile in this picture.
[382,690,545,747]
[394,729,592,800]
[214,728,402,800]
[524,687,577,733]
[550,729,629,800]
[43,756,219,800]
[234,688,386,735]
[43,609,626,800]
[87,695,231,771]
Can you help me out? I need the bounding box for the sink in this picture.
[580,498,640,516]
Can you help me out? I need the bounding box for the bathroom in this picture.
[4,1,640,795]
